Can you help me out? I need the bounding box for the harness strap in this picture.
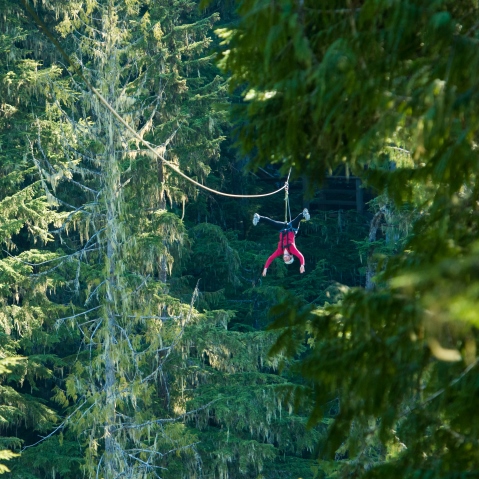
[280,227,298,250]
[284,182,289,223]
[282,168,295,251]
[284,168,292,223]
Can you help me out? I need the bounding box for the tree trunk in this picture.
[103,14,122,477]
[356,177,364,213]
[157,161,169,285]
[365,207,386,291]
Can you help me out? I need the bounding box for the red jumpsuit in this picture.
[264,229,305,269]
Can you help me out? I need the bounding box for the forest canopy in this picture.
[219,0,479,477]
[1,0,479,478]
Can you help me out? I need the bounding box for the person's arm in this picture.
[288,244,305,273]
[262,249,282,276]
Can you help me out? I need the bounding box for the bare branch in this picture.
[116,399,219,431]
[55,306,102,328]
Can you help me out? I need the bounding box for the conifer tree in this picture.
[4,1,372,477]
[0,2,83,474]
[219,0,479,477]
[9,0,227,477]
[178,193,343,478]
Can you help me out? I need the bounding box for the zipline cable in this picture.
[20,0,289,199]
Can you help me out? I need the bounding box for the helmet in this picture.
[283,249,294,264]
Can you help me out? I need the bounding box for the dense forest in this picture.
[1,1,479,478]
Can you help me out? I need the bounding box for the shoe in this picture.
[302,208,310,221]
[253,213,260,226]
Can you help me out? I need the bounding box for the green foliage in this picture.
[1,0,233,477]
[0,1,389,478]
[0,3,77,475]
[183,310,325,478]
[220,0,479,184]
[221,0,479,477]
[10,437,82,479]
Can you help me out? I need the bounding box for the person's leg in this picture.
[256,215,287,231]
[289,209,310,229]
[289,213,303,230]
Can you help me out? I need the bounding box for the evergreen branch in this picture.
[95,455,103,479]
[80,228,105,250]
[21,397,93,451]
[70,18,105,39]
[30,148,80,211]
[162,14,219,39]
[34,124,56,174]
[21,424,67,452]
[161,370,170,409]
[346,358,479,459]
[67,177,99,195]
[50,95,90,138]
[77,319,98,328]
[125,443,200,469]
[420,358,479,408]
[62,145,102,173]
[124,450,168,468]
[140,285,199,384]
[386,145,411,155]
[54,306,102,328]
[81,318,103,346]
[117,400,220,431]
[84,280,106,306]
[2,248,66,266]
[113,323,140,378]
[135,82,170,141]
[33,118,99,212]
[9,241,98,266]
[29,142,72,208]
[132,274,151,295]
[28,248,100,278]
[304,8,361,13]
[52,219,104,241]
[140,128,179,159]
[117,315,182,320]
[2,242,99,279]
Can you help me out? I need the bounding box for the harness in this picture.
[281,175,296,252]
[280,226,298,251]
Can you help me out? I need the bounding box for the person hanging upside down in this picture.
[253,208,310,276]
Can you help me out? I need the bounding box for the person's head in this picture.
[283,249,294,264]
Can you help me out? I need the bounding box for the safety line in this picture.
[284,168,292,223]
[20,0,288,199]
[284,184,289,223]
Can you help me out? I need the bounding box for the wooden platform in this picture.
[313,175,374,213]
[255,169,374,213]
